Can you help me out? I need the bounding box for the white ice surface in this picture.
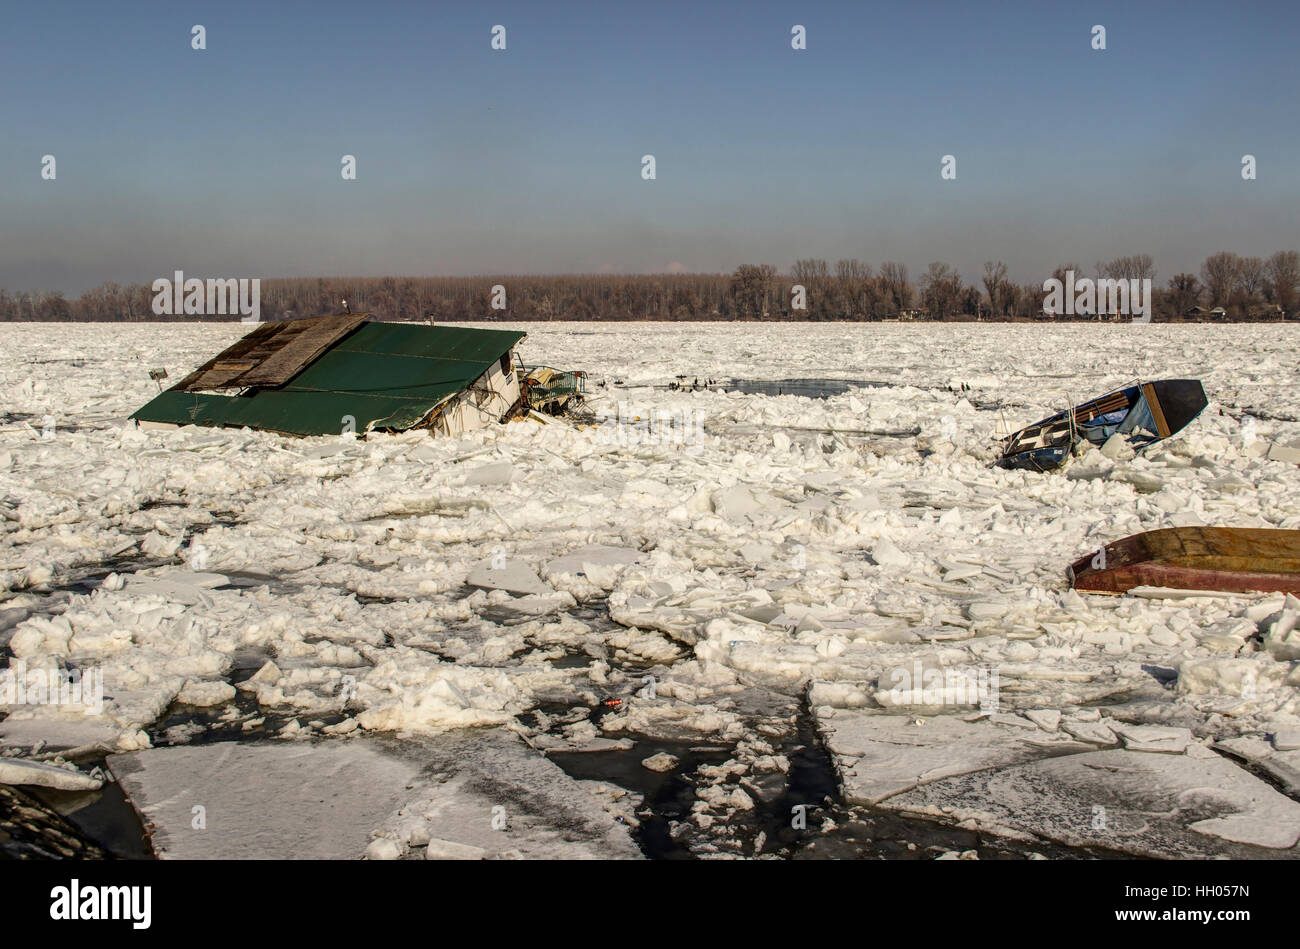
[0,757,102,791]
[879,745,1300,856]
[107,730,640,859]
[4,322,1300,854]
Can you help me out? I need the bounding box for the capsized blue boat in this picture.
[998,379,1207,472]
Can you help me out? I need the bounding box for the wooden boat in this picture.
[999,379,1207,472]
[1068,527,1300,595]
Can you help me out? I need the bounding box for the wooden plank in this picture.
[1077,391,1131,422]
[235,314,366,387]
[172,322,283,391]
[1142,383,1172,438]
[173,315,366,392]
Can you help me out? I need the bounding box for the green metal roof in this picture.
[130,320,526,437]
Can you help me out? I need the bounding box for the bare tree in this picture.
[729,264,777,319]
[1200,252,1240,309]
[1266,250,1300,314]
[791,258,829,283]
[982,260,1008,316]
[834,259,872,319]
[1050,262,1082,284]
[920,261,963,318]
[878,262,912,315]
[791,258,832,319]
[1233,256,1266,317]
[1166,273,1202,319]
[1237,257,1266,296]
[1103,254,1157,282]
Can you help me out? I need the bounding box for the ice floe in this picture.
[4,321,1300,857]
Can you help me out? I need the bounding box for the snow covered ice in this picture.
[3,321,1300,859]
[107,729,640,859]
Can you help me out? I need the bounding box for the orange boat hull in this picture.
[1068,527,1300,595]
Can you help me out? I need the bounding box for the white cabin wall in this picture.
[436,349,522,437]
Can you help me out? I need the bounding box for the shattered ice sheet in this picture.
[5,321,1300,858]
[881,747,1300,857]
[815,711,1080,805]
[107,730,640,859]
[107,740,426,859]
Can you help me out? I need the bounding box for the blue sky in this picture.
[2,0,1296,293]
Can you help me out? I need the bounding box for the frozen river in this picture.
[2,321,1299,859]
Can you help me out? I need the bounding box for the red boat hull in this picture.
[1068,527,1300,595]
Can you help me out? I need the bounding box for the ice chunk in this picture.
[466,559,551,597]
[123,571,229,606]
[365,838,403,860]
[1215,735,1300,797]
[1066,456,1114,481]
[108,741,423,858]
[0,718,121,752]
[1112,470,1165,493]
[1023,709,1061,732]
[425,838,487,860]
[1267,442,1300,465]
[1061,721,1119,747]
[870,536,910,568]
[1177,658,1287,696]
[809,680,874,709]
[817,712,1052,805]
[0,758,103,791]
[113,729,630,861]
[1262,598,1300,660]
[176,680,236,707]
[1099,433,1135,461]
[882,748,1300,856]
[1273,731,1300,753]
[355,653,525,732]
[542,545,642,595]
[641,752,679,772]
[1112,724,1192,754]
[377,729,642,859]
[464,461,513,486]
[711,485,763,521]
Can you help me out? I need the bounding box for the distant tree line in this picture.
[1,250,1297,322]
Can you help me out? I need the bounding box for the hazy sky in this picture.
[2,0,1297,294]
